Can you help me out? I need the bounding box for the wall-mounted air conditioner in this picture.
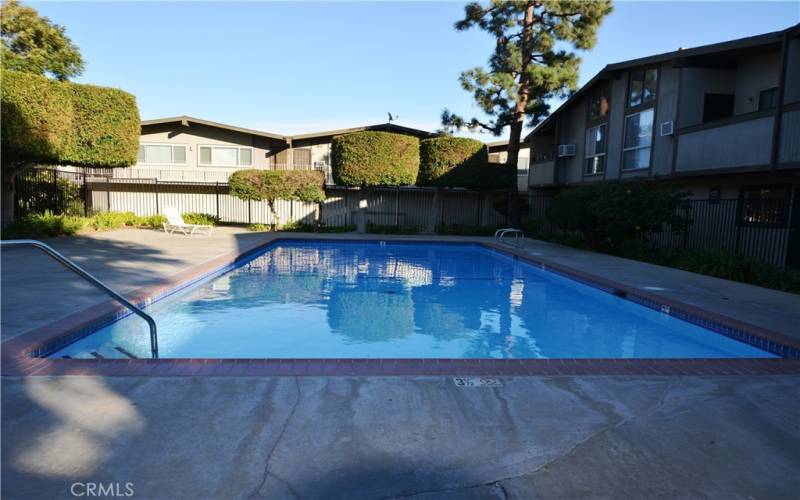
[660,121,675,136]
[558,144,576,157]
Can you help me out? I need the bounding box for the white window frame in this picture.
[197,144,254,168]
[584,123,607,175]
[621,109,654,171]
[137,143,188,166]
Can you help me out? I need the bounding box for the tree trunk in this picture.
[1,172,16,228]
[424,188,442,234]
[268,200,282,230]
[505,3,536,228]
[356,188,368,234]
[1,162,32,227]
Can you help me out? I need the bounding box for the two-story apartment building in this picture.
[124,117,435,184]
[526,24,800,202]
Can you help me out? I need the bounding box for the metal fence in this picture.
[14,168,508,229]
[13,168,797,268]
[527,193,798,269]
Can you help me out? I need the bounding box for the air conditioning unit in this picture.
[558,144,576,157]
[660,120,675,136]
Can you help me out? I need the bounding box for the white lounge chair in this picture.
[162,207,214,236]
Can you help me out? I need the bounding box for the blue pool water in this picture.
[52,240,775,359]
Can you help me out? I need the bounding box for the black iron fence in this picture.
[527,194,799,269]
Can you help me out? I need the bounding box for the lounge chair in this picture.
[162,207,214,236]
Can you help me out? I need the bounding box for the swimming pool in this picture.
[51,240,775,359]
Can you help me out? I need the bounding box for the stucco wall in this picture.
[136,123,282,175]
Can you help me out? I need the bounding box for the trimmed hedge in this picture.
[1,71,140,167]
[229,169,326,203]
[331,131,420,186]
[417,136,488,189]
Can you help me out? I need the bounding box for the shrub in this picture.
[139,214,167,229]
[182,212,219,226]
[90,211,138,230]
[418,137,488,188]
[547,181,690,251]
[331,131,420,186]
[2,211,89,239]
[229,169,325,228]
[1,71,140,167]
[248,223,271,232]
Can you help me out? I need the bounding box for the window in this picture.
[758,87,778,111]
[137,144,187,165]
[628,68,658,108]
[702,94,735,123]
[739,186,790,227]
[584,124,607,175]
[587,85,610,122]
[622,108,654,170]
[198,145,253,167]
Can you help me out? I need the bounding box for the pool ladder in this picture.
[1,239,159,359]
[494,228,526,248]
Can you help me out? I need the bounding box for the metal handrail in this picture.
[494,228,525,248]
[1,239,158,358]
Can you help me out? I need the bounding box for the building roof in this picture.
[289,123,437,141]
[141,115,289,141]
[524,24,798,141]
[141,116,437,143]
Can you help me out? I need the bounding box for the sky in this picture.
[31,1,800,141]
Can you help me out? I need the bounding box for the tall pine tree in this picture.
[443,0,612,225]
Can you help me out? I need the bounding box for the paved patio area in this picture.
[2,228,799,498]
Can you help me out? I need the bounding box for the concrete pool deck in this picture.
[2,228,799,498]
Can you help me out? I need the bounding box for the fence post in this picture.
[215,182,220,220]
[682,203,690,250]
[154,178,159,215]
[82,171,89,216]
[248,200,252,225]
[395,187,400,227]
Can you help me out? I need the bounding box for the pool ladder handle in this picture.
[494,228,525,248]
[1,239,159,359]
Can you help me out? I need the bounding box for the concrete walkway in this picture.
[2,375,799,499]
[2,229,799,498]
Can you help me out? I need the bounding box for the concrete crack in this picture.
[248,377,302,500]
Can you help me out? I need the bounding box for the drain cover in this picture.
[453,377,502,387]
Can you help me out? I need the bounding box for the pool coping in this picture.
[3,234,800,377]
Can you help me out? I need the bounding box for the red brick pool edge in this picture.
[3,235,799,377]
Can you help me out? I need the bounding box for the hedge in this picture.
[331,131,420,186]
[229,169,326,203]
[417,136,489,188]
[1,71,140,167]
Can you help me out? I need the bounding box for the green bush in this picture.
[547,181,690,251]
[1,71,140,167]
[230,169,325,228]
[418,137,488,188]
[139,214,167,229]
[230,170,325,203]
[247,223,271,232]
[90,211,138,230]
[331,131,420,186]
[2,211,89,238]
[182,212,220,226]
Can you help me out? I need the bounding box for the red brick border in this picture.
[3,235,799,377]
